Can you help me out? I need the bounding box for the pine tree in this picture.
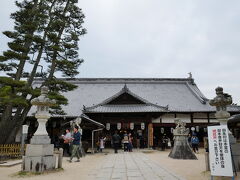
[0,0,86,143]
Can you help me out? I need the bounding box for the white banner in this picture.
[117,123,121,130]
[208,125,233,177]
[130,123,134,130]
[106,123,110,130]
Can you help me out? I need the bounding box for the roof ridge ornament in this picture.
[123,84,129,92]
[187,72,195,85]
[188,72,192,79]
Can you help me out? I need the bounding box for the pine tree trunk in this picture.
[0,120,16,144]
[5,106,31,144]
[47,0,71,79]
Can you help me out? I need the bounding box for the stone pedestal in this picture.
[169,135,197,159]
[22,139,56,172]
[23,154,55,172]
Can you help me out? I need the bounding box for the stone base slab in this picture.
[25,144,54,157]
[22,155,56,172]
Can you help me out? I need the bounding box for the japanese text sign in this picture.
[208,125,233,177]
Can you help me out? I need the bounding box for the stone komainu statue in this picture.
[169,118,197,160]
[173,119,189,136]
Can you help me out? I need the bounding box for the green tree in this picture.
[0,0,86,144]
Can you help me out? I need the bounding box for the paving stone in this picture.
[89,151,185,180]
[111,172,126,178]
[128,177,145,180]
[127,171,142,177]
[96,178,110,180]
[113,169,126,173]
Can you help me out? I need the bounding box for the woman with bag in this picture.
[62,129,71,156]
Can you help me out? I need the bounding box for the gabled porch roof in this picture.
[84,85,168,113]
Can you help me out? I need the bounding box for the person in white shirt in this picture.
[62,129,71,156]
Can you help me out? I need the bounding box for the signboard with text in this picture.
[148,123,153,146]
[208,125,233,177]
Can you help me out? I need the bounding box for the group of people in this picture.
[97,131,134,153]
[62,128,202,157]
[160,134,171,151]
[61,126,82,162]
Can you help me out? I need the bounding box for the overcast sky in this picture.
[0,0,240,103]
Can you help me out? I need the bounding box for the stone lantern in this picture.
[23,86,56,172]
[209,87,236,142]
[209,87,240,171]
[209,87,232,125]
[209,87,237,145]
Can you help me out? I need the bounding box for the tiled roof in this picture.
[84,104,167,113]
[227,105,240,112]
[29,78,240,116]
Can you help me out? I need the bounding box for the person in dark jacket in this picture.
[191,134,199,153]
[112,131,121,153]
[69,126,81,162]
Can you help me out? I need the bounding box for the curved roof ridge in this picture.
[32,77,195,84]
[185,82,207,104]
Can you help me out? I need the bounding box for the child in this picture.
[99,136,106,152]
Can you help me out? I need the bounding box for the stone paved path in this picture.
[89,152,185,180]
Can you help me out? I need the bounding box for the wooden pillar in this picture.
[207,113,210,124]
[191,113,194,124]
[148,123,153,149]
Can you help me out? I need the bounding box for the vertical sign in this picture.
[208,125,233,177]
[148,123,154,147]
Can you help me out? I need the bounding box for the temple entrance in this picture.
[99,123,148,149]
[83,84,169,150]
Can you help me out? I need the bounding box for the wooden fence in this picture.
[0,144,25,159]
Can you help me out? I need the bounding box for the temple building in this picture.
[27,77,240,148]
